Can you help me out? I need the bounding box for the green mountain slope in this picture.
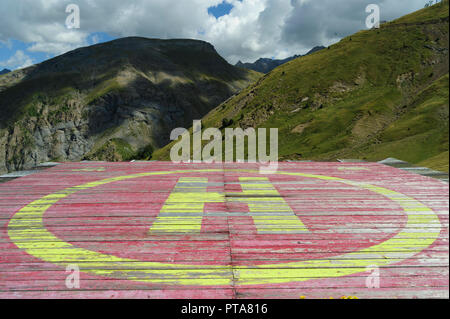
[153,3,449,172]
[0,37,260,173]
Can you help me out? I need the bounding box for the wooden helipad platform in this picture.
[0,162,448,299]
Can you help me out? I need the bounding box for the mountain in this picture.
[236,56,301,74]
[235,46,325,73]
[0,69,11,75]
[153,3,449,172]
[0,37,261,173]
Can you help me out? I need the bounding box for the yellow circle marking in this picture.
[8,169,441,286]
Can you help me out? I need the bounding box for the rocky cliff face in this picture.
[0,37,260,173]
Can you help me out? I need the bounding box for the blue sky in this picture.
[208,1,234,18]
[0,0,429,70]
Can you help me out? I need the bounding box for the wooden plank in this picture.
[0,289,234,299]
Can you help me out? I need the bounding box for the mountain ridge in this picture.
[235,46,326,73]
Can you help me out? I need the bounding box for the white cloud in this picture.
[1,50,34,69]
[281,0,428,50]
[0,0,431,64]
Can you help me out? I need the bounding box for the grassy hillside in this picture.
[153,2,449,172]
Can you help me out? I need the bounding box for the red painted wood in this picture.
[0,162,448,299]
